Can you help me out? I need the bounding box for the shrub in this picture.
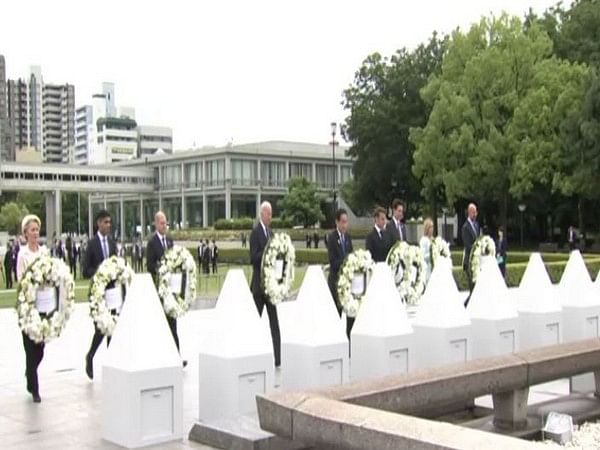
[214,217,254,230]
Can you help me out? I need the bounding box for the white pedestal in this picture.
[413,324,472,369]
[470,318,518,359]
[518,311,562,351]
[351,263,414,380]
[351,334,414,380]
[102,274,183,448]
[282,343,349,389]
[199,269,274,420]
[199,353,274,420]
[281,266,349,390]
[103,366,183,448]
[468,257,520,358]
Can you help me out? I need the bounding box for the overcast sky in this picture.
[1,0,565,149]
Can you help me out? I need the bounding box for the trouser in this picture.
[463,268,474,307]
[23,333,44,395]
[212,261,217,274]
[166,315,180,351]
[70,262,77,279]
[86,325,112,363]
[254,294,281,367]
[5,268,12,289]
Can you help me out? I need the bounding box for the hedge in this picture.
[214,217,255,230]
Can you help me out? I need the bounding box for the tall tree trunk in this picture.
[578,196,585,238]
[432,196,438,236]
[500,192,509,235]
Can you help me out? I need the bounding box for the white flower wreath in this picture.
[261,232,295,305]
[386,241,427,305]
[470,235,496,284]
[430,236,452,269]
[337,249,374,318]
[158,245,198,318]
[16,255,75,344]
[89,256,134,336]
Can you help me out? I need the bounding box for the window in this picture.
[340,165,353,184]
[231,159,257,186]
[261,161,286,187]
[316,164,335,189]
[161,165,181,190]
[184,162,202,188]
[206,159,225,186]
[289,162,312,180]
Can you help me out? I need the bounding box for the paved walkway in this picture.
[0,304,220,450]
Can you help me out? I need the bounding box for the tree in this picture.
[411,14,589,230]
[342,33,447,213]
[0,202,29,235]
[278,177,324,227]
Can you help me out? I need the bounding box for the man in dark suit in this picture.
[385,198,407,247]
[211,240,218,274]
[146,211,187,367]
[327,208,354,338]
[4,243,13,289]
[365,207,388,263]
[250,201,281,367]
[462,203,480,306]
[496,227,508,279]
[84,210,117,380]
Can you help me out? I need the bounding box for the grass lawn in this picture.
[0,264,308,309]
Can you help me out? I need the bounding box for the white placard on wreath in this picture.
[386,241,426,305]
[337,249,374,318]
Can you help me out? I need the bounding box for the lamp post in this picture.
[329,122,339,215]
[518,203,527,248]
[442,207,449,241]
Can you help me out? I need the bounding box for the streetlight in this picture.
[518,203,527,248]
[329,122,339,215]
[442,207,449,241]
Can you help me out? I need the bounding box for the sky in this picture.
[1,0,566,150]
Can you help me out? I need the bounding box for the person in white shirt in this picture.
[17,214,48,403]
[420,218,434,282]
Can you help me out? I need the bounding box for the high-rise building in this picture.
[6,66,74,163]
[75,105,92,164]
[0,55,13,161]
[137,125,173,157]
[42,83,75,163]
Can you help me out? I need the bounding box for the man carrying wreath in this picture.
[84,209,116,380]
[146,211,187,368]
[250,201,281,368]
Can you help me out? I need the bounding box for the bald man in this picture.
[250,201,281,367]
[146,211,186,367]
[462,203,480,306]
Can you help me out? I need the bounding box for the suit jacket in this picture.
[250,222,272,299]
[146,233,174,279]
[385,218,407,246]
[327,229,353,301]
[497,237,508,259]
[461,219,480,271]
[83,234,117,279]
[365,227,388,263]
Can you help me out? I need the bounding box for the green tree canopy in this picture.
[0,202,29,235]
[278,177,325,227]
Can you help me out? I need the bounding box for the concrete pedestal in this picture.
[102,274,183,448]
[468,257,519,358]
[516,253,563,351]
[199,269,274,420]
[281,266,348,390]
[413,259,471,370]
[351,263,414,380]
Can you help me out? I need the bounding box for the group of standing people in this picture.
[197,240,219,274]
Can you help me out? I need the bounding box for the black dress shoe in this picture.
[85,356,94,380]
[182,360,188,368]
[32,393,41,403]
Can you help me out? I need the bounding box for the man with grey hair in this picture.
[462,202,480,307]
[250,201,281,367]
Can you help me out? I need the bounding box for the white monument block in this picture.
[467,257,520,358]
[199,269,274,420]
[351,263,414,381]
[102,273,183,448]
[516,253,563,351]
[281,265,349,390]
[413,259,471,369]
[558,251,600,342]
